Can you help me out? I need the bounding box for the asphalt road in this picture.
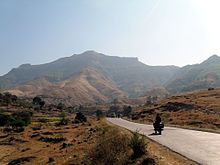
[107,118,220,165]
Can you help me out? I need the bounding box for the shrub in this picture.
[88,128,130,165]
[74,112,87,123]
[57,112,68,125]
[33,96,45,109]
[11,111,32,126]
[129,131,146,159]
[0,111,32,128]
[0,92,18,105]
[33,96,42,105]
[39,100,45,109]
[9,118,26,128]
[141,158,156,165]
[57,102,65,110]
[0,114,10,126]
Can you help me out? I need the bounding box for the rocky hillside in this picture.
[0,51,179,104]
[166,55,220,93]
[132,88,220,131]
[2,51,220,105]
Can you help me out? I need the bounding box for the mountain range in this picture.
[1,51,220,105]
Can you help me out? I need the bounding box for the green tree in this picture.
[33,96,42,105]
[33,96,45,109]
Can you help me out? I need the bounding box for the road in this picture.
[107,118,220,165]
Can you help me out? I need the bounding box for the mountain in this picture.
[0,51,179,104]
[166,55,220,93]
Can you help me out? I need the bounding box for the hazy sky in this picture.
[1,0,220,75]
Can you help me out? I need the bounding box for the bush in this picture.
[12,111,32,126]
[39,100,45,109]
[0,111,33,132]
[0,111,32,128]
[9,118,26,128]
[129,131,146,159]
[33,96,42,105]
[33,96,45,109]
[0,92,18,105]
[57,112,68,125]
[141,158,156,165]
[88,128,130,165]
[74,112,87,123]
[0,114,10,126]
[57,102,65,110]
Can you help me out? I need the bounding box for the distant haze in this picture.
[1,0,220,75]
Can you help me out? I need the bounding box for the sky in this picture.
[1,0,220,75]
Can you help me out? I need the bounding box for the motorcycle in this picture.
[153,123,164,135]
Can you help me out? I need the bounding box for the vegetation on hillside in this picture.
[132,88,220,132]
[0,91,201,165]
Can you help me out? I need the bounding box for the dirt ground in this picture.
[0,118,106,165]
[0,114,198,165]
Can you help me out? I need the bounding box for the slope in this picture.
[166,55,220,93]
[7,68,126,105]
[0,51,179,100]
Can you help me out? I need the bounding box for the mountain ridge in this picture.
[166,54,220,93]
[0,51,179,104]
[1,51,220,104]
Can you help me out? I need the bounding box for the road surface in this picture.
[107,118,220,165]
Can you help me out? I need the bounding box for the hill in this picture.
[166,55,220,93]
[0,51,179,104]
[132,88,220,132]
[2,51,220,104]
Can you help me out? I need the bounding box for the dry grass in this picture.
[0,114,106,165]
[86,127,130,165]
[133,88,220,132]
[0,112,200,165]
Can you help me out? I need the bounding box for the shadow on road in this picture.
[148,133,162,136]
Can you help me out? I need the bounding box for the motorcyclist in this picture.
[153,114,162,134]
